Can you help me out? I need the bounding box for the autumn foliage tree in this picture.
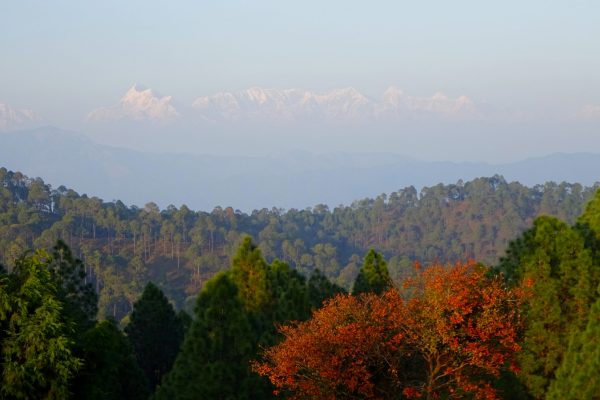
[255,261,525,400]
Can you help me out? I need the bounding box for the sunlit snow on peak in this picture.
[192,86,480,122]
[0,103,41,130]
[86,85,180,123]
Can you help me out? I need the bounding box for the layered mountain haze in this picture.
[1,127,599,211]
[78,84,496,156]
[0,102,40,130]
[11,83,592,160]
[86,84,180,123]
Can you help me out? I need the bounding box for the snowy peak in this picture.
[382,86,405,104]
[130,83,149,92]
[577,104,600,120]
[87,85,180,123]
[193,86,375,121]
[193,86,480,122]
[86,84,481,124]
[0,103,40,130]
[378,87,478,118]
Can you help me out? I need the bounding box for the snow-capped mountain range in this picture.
[2,85,597,128]
[0,103,40,130]
[192,86,481,122]
[577,105,600,119]
[192,87,375,121]
[84,85,482,124]
[86,84,180,123]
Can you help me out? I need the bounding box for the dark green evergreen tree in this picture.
[0,251,82,399]
[176,309,192,335]
[499,216,598,398]
[154,272,264,400]
[267,260,310,323]
[125,282,185,391]
[547,285,600,400]
[496,225,537,285]
[352,249,392,295]
[230,236,269,313]
[49,239,98,336]
[72,319,149,400]
[578,189,600,236]
[575,189,600,287]
[307,268,346,309]
[252,259,311,349]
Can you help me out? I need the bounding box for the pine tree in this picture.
[0,251,82,399]
[578,189,600,237]
[125,282,185,391]
[547,285,600,400]
[307,268,346,309]
[49,240,98,339]
[72,319,149,400]
[154,273,265,400]
[230,236,269,312]
[353,249,392,295]
[508,216,597,397]
[267,260,310,323]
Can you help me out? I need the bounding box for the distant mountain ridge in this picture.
[192,86,480,121]
[82,85,482,124]
[86,84,180,123]
[1,127,599,211]
[0,102,40,130]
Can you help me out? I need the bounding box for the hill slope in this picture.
[0,167,597,320]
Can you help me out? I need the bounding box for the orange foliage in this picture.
[255,261,525,400]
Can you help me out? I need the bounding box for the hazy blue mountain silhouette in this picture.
[1,127,598,210]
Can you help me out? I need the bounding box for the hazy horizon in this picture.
[1,1,599,164]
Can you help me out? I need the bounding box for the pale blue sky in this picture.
[1,0,599,154]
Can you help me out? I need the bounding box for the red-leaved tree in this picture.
[255,261,525,400]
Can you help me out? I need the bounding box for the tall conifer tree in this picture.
[307,268,346,309]
[353,249,392,295]
[72,319,149,400]
[0,251,82,399]
[547,286,600,400]
[125,282,185,391]
[499,216,598,398]
[154,273,265,399]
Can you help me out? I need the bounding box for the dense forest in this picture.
[0,167,598,321]
[1,180,599,398]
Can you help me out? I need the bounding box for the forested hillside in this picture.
[0,166,597,320]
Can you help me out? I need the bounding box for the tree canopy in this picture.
[256,261,525,400]
[1,168,596,321]
[352,249,392,295]
[125,282,186,391]
[72,319,149,400]
[0,250,81,399]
